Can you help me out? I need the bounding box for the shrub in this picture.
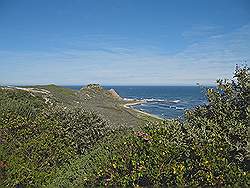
[88,66,249,187]
[185,65,249,168]
[0,89,109,186]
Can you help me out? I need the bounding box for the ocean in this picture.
[65,86,209,119]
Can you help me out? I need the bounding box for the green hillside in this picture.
[0,66,249,187]
[0,83,159,186]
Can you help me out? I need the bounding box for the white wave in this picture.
[123,98,135,101]
[125,98,181,104]
[144,98,165,102]
[170,99,181,103]
[175,107,185,110]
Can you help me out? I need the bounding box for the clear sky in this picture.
[0,0,249,85]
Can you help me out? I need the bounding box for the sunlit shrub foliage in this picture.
[83,66,249,187]
[0,89,109,186]
[1,66,249,187]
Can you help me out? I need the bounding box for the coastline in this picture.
[123,100,165,121]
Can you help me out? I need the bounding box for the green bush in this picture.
[86,66,249,187]
[0,89,110,186]
[185,65,249,167]
[1,66,249,187]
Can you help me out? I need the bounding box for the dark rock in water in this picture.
[108,89,122,100]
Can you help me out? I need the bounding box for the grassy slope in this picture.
[34,84,160,128]
[2,67,248,187]
[0,84,162,186]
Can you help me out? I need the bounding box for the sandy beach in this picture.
[123,100,165,120]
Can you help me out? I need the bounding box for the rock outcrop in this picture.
[80,84,122,100]
[108,88,122,100]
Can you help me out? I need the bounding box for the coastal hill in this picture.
[1,83,160,186]
[2,84,157,128]
[1,66,248,187]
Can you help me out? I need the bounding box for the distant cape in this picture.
[80,84,123,100]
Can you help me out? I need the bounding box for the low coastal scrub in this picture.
[0,66,249,187]
[0,89,110,186]
[78,66,249,187]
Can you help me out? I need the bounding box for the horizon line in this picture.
[0,83,216,87]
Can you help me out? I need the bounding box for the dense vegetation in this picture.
[88,66,249,187]
[0,89,110,186]
[0,66,249,187]
[62,66,249,187]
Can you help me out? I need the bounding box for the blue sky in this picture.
[0,0,249,85]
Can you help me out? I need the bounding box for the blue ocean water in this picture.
[64,86,208,119]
